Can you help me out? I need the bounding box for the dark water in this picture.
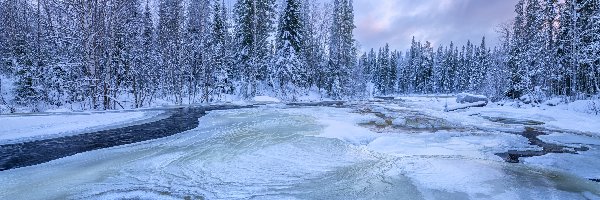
[495,128,590,163]
[480,116,545,126]
[0,105,253,171]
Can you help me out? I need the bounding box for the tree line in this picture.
[0,0,355,111]
[364,0,599,103]
[0,0,598,112]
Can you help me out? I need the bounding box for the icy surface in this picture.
[0,103,599,199]
[526,133,600,180]
[0,110,164,144]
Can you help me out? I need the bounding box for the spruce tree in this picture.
[274,0,307,100]
[158,0,184,104]
[211,0,232,99]
[388,50,398,94]
[328,0,355,99]
[508,0,527,98]
[577,0,600,95]
[234,0,277,98]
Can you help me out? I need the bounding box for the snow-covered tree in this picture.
[185,0,212,103]
[273,0,308,100]
[211,0,234,100]
[328,0,355,99]
[234,0,277,98]
[158,0,184,104]
[507,0,527,99]
[388,50,399,93]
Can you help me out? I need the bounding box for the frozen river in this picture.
[0,102,599,199]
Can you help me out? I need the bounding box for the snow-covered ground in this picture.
[0,110,165,144]
[252,95,282,103]
[0,101,598,200]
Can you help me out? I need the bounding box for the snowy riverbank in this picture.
[0,110,166,145]
[394,96,600,136]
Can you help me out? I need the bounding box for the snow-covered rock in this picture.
[445,101,488,112]
[392,115,452,130]
[392,117,407,126]
[456,93,488,104]
[374,118,388,126]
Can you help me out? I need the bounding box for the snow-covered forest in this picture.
[0,0,599,112]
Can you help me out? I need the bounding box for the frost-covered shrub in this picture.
[531,86,547,104]
[544,97,563,106]
[591,100,600,115]
[519,94,534,104]
[0,104,17,114]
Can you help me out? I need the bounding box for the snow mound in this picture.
[253,96,281,103]
[569,100,600,115]
[456,93,488,104]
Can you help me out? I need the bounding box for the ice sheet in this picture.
[1,105,598,200]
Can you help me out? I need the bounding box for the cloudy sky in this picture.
[353,0,518,51]
[218,0,518,51]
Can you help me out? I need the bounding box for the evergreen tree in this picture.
[388,50,398,94]
[420,41,434,93]
[234,0,277,98]
[328,0,355,99]
[432,46,444,93]
[407,37,421,93]
[375,46,389,95]
[508,0,527,98]
[441,42,456,93]
[186,0,212,103]
[355,52,371,98]
[556,0,577,96]
[274,0,307,100]
[367,48,377,82]
[524,0,545,100]
[473,37,490,93]
[211,0,233,100]
[131,0,157,108]
[542,0,560,96]
[158,0,184,104]
[577,0,600,95]
[3,0,43,109]
[106,0,142,109]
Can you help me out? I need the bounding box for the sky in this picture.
[353,0,519,51]
[218,0,518,51]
